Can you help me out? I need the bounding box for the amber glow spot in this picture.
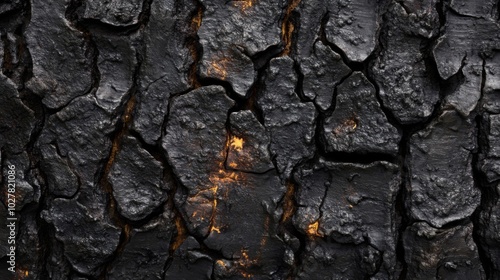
[281,182,296,223]
[211,225,221,233]
[216,259,226,267]
[233,0,255,12]
[208,57,230,80]
[171,215,187,251]
[229,162,238,168]
[236,249,258,278]
[333,117,359,135]
[191,6,203,30]
[230,136,244,151]
[307,221,322,237]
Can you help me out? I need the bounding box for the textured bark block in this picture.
[26,0,93,109]
[258,57,317,179]
[42,199,121,276]
[38,95,117,183]
[163,85,234,236]
[433,13,500,116]
[132,0,194,145]
[109,136,168,222]
[40,144,79,198]
[93,34,137,112]
[325,0,379,63]
[293,159,400,276]
[371,1,440,124]
[108,210,174,280]
[83,0,144,26]
[323,71,401,155]
[408,110,479,228]
[477,186,500,278]
[165,237,213,280]
[403,222,484,279]
[0,74,35,154]
[227,110,274,173]
[204,171,288,278]
[296,239,384,279]
[197,0,285,96]
[300,41,351,111]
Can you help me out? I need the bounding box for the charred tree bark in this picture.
[1,0,500,279]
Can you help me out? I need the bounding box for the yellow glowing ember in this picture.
[307,221,322,237]
[230,136,244,151]
[229,162,238,168]
[211,225,221,233]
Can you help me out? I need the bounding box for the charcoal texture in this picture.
[1,0,500,279]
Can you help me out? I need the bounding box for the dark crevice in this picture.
[320,151,397,165]
[471,58,496,279]
[95,50,143,280]
[252,44,283,70]
[186,0,203,89]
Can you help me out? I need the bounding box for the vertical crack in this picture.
[187,0,203,89]
[96,50,142,279]
[471,57,495,279]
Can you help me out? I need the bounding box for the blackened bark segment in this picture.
[26,0,93,109]
[293,159,400,277]
[371,1,440,124]
[204,171,288,279]
[408,110,479,228]
[39,144,79,198]
[258,56,317,179]
[433,13,500,116]
[325,0,379,63]
[42,198,121,277]
[38,95,117,183]
[197,0,285,96]
[93,34,137,113]
[108,210,174,280]
[132,0,194,145]
[403,222,484,279]
[293,0,326,58]
[323,71,401,155]
[83,0,144,26]
[481,114,500,182]
[227,110,274,173]
[0,74,35,154]
[296,240,384,279]
[477,185,500,278]
[450,0,498,19]
[0,0,21,15]
[163,85,234,236]
[484,52,500,114]
[165,236,213,280]
[109,135,168,222]
[300,41,351,111]
[163,85,234,193]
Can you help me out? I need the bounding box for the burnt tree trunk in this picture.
[1,0,500,279]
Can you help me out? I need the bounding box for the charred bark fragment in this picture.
[2,0,500,279]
